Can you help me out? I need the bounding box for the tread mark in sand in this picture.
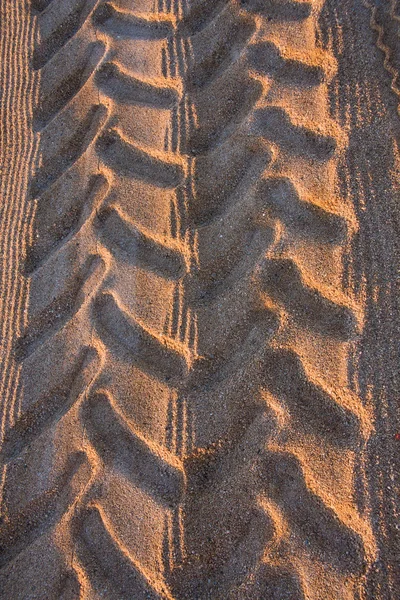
[0,1,373,599]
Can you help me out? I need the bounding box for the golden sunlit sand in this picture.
[0,0,399,598]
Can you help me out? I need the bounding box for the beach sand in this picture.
[0,1,399,598]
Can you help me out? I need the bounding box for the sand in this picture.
[0,0,399,598]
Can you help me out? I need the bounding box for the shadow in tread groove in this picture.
[176,0,230,36]
[0,453,90,568]
[26,174,109,275]
[248,41,325,87]
[256,177,347,244]
[260,258,358,339]
[259,451,365,573]
[240,0,312,21]
[192,137,271,225]
[96,62,179,108]
[188,74,263,155]
[252,107,336,161]
[31,0,55,14]
[16,255,105,361]
[262,348,360,447]
[74,504,169,599]
[82,391,184,507]
[246,564,306,600]
[56,572,81,600]
[1,348,100,463]
[185,5,256,90]
[93,3,173,40]
[97,130,184,188]
[31,104,108,197]
[96,206,186,280]
[35,41,105,130]
[33,0,99,70]
[93,292,188,384]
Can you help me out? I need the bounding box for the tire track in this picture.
[163,1,372,598]
[0,1,378,598]
[1,1,107,591]
[1,1,187,596]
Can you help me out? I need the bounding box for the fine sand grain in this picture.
[0,1,399,598]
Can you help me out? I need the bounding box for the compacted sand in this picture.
[0,1,399,599]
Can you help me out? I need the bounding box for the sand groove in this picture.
[0,1,382,599]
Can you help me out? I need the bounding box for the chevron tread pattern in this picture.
[0,1,375,599]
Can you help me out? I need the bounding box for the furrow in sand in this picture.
[95,205,187,279]
[0,1,38,446]
[0,348,100,464]
[34,40,106,130]
[96,129,185,188]
[0,452,89,569]
[96,61,179,108]
[81,391,185,507]
[25,173,109,275]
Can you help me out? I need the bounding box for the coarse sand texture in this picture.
[0,1,399,599]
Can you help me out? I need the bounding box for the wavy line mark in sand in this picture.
[363,0,400,113]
